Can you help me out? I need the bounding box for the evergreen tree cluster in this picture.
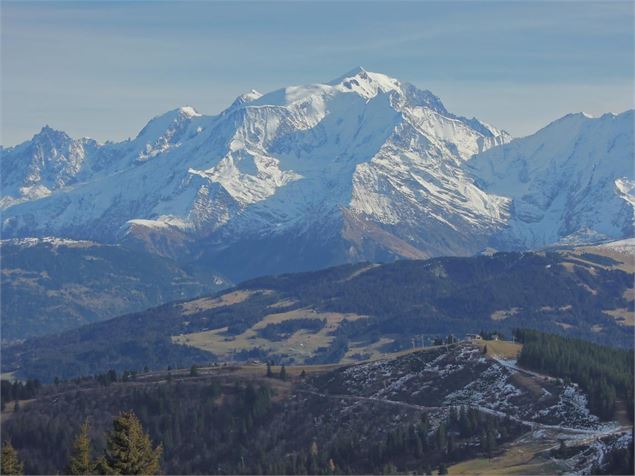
[2,412,161,476]
[515,329,634,420]
[0,380,40,410]
[298,406,520,474]
[265,362,288,380]
[0,371,527,475]
[97,412,162,475]
[1,441,24,475]
[2,379,273,474]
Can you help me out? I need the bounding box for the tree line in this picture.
[2,411,161,475]
[514,329,634,421]
[0,380,40,410]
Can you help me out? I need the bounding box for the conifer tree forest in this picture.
[1,333,633,475]
[514,329,634,420]
[0,372,527,475]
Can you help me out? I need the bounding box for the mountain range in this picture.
[2,68,633,281]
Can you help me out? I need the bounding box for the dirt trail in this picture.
[295,389,630,438]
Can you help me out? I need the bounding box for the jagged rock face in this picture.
[1,68,632,280]
[1,127,96,208]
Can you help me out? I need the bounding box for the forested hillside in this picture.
[2,342,631,475]
[1,238,229,341]
[3,250,632,382]
[515,329,634,421]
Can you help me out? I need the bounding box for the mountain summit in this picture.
[1,69,632,280]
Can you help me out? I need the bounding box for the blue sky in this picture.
[2,0,633,146]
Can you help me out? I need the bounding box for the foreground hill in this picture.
[2,341,632,475]
[0,237,229,341]
[2,68,632,280]
[3,249,632,381]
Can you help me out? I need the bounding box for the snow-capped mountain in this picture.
[1,127,99,208]
[469,110,634,248]
[1,68,632,280]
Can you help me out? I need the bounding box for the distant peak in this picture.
[238,89,263,102]
[224,89,264,113]
[566,112,595,120]
[342,66,368,77]
[328,66,389,86]
[136,106,200,140]
[145,106,201,126]
[544,112,597,130]
[39,125,60,134]
[33,125,70,142]
[177,106,202,118]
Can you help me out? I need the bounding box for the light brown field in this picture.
[567,246,634,273]
[0,372,18,385]
[490,307,521,321]
[173,308,367,361]
[555,322,574,330]
[0,399,35,424]
[179,290,257,315]
[341,337,395,363]
[448,434,563,475]
[540,304,572,312]
[267,298,299,309]
[475,339,522,359]
[603,308,635,326]
[343,264,380,281]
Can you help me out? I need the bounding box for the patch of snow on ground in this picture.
[533,385,600,429]
[443,363,522,412]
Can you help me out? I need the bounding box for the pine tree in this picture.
[436,422,447,453]
[279,364,287,381]
[67,419,95,475]
[266,362,273,378]
[1,441,24,475]
[308,441,319,474]
[97,411,162,475]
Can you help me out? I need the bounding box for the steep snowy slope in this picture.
[0,127,102,208]
[469,111,634,248]
[1,68,512,279]
[0,107,206,209]
[1,69,631,280]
